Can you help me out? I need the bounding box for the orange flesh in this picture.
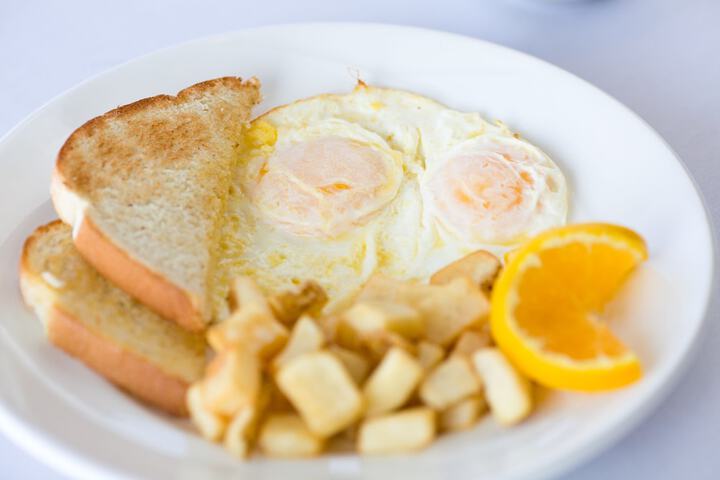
[513,241,639,361]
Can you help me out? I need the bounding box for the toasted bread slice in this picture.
[51,77,261,331]
[19,221,207,416]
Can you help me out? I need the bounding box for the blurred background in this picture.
[1,0,718,478]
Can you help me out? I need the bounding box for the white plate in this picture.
[0,23,714,480]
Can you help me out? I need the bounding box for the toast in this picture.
[51,77,261,331]
[20,221,207,416]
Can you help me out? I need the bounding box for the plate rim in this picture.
[0,21,715,480]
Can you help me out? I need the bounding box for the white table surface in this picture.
[1,0,718,478]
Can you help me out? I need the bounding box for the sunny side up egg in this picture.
[212,84,568,318]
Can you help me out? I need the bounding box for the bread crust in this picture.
[18,221,193,417]
[56,77,260,168]
[48,305,190,416]
[73,214,205,332]
[52,77,261,331]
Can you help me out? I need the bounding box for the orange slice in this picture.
[491,223,648,391]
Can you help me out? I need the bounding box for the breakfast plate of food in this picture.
[0,23,714,480]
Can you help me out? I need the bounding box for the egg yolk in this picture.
[249,136,399,238]
[428,141,542,243]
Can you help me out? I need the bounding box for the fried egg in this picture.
[212,84,567,318]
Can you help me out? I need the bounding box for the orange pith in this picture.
[491,223,648,392]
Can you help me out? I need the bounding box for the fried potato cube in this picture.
[363,332,417,362]
[419,356,481,410]
[201,349,261,416]
[334,300,419,361]
[359,276,488,346]
[207,305,288,359]
[430,250,501,293]
[317,314,343,342]
[439,395,487,432]
[229,276,273,314]
[472,348,532,426]
[258,413,324,458]
[340,300,424,342]
[363,347,423,416]
[330,345,372,385]
[268,280,328,326]
[357,407,436,455]
[265,380,294,413]
[451,329,492,358]
[223,405,261,458]
[419,278,489,346]
[276,351,363,437]
[187,384,227,441]
[271,316,325,372]
[417,341,445,371]
[358,275,426,305]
